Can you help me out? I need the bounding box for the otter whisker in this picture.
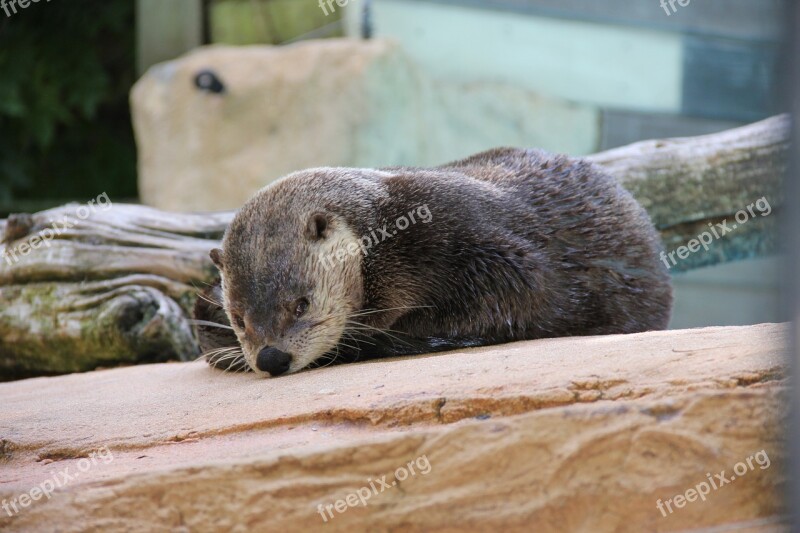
[215,351,247,374]
[343,321,413,347]
[346,305,434,318]
[314,350,341,369]
[306,327,361,354]
[198,346,239,359]
[341,329,376,348]
[343,321,410,338]
[208,350,241,362]
[307,313,342,329]
[330,340,361,352]
[221,358,248,374]
[232,360,251,372]
[195,347,244,367]
[189,319,234,330]
[191,350,222,364]
[193,288,223,307]
[189,278,220,288]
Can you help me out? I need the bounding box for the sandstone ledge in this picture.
[0,323,789,532]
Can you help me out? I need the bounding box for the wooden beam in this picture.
[136,0,203,75]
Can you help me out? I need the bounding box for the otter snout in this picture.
[257,346,292,376]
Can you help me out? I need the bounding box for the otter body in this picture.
[199,148,672,376]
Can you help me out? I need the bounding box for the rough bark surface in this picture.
[588,114,786,270]
[0,206,232,377]
[0,116,788,376]
[0,323,788,532]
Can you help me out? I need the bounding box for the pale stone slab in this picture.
[131,38,599,212]
[0,323,788,531]
[132,39,422,212]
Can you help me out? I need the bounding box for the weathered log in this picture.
[0,116,788,378]
[0,275,199,378]
[588,114,787,269]
[0,205,232,378]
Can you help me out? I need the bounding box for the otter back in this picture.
[197,147,673,375]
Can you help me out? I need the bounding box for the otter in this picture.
[195,147,672,377]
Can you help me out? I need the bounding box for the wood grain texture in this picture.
[588,114,787,271]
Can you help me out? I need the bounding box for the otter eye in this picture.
[231,312,245,330]
[294,297,309,318]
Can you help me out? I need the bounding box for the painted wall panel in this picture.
[370,0,684,111]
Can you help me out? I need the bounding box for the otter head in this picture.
[210,182,366,377]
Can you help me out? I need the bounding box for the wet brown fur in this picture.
[196,148,673,375]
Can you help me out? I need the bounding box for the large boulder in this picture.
[0,323,787,531]
[131,38,598,211]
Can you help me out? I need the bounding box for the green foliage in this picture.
[211,0,343,46]
[0,0,136,211]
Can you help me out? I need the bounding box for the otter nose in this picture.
[256,347,292,376]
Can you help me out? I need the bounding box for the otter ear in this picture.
[209,248,225,270]
[306,213,331,240]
